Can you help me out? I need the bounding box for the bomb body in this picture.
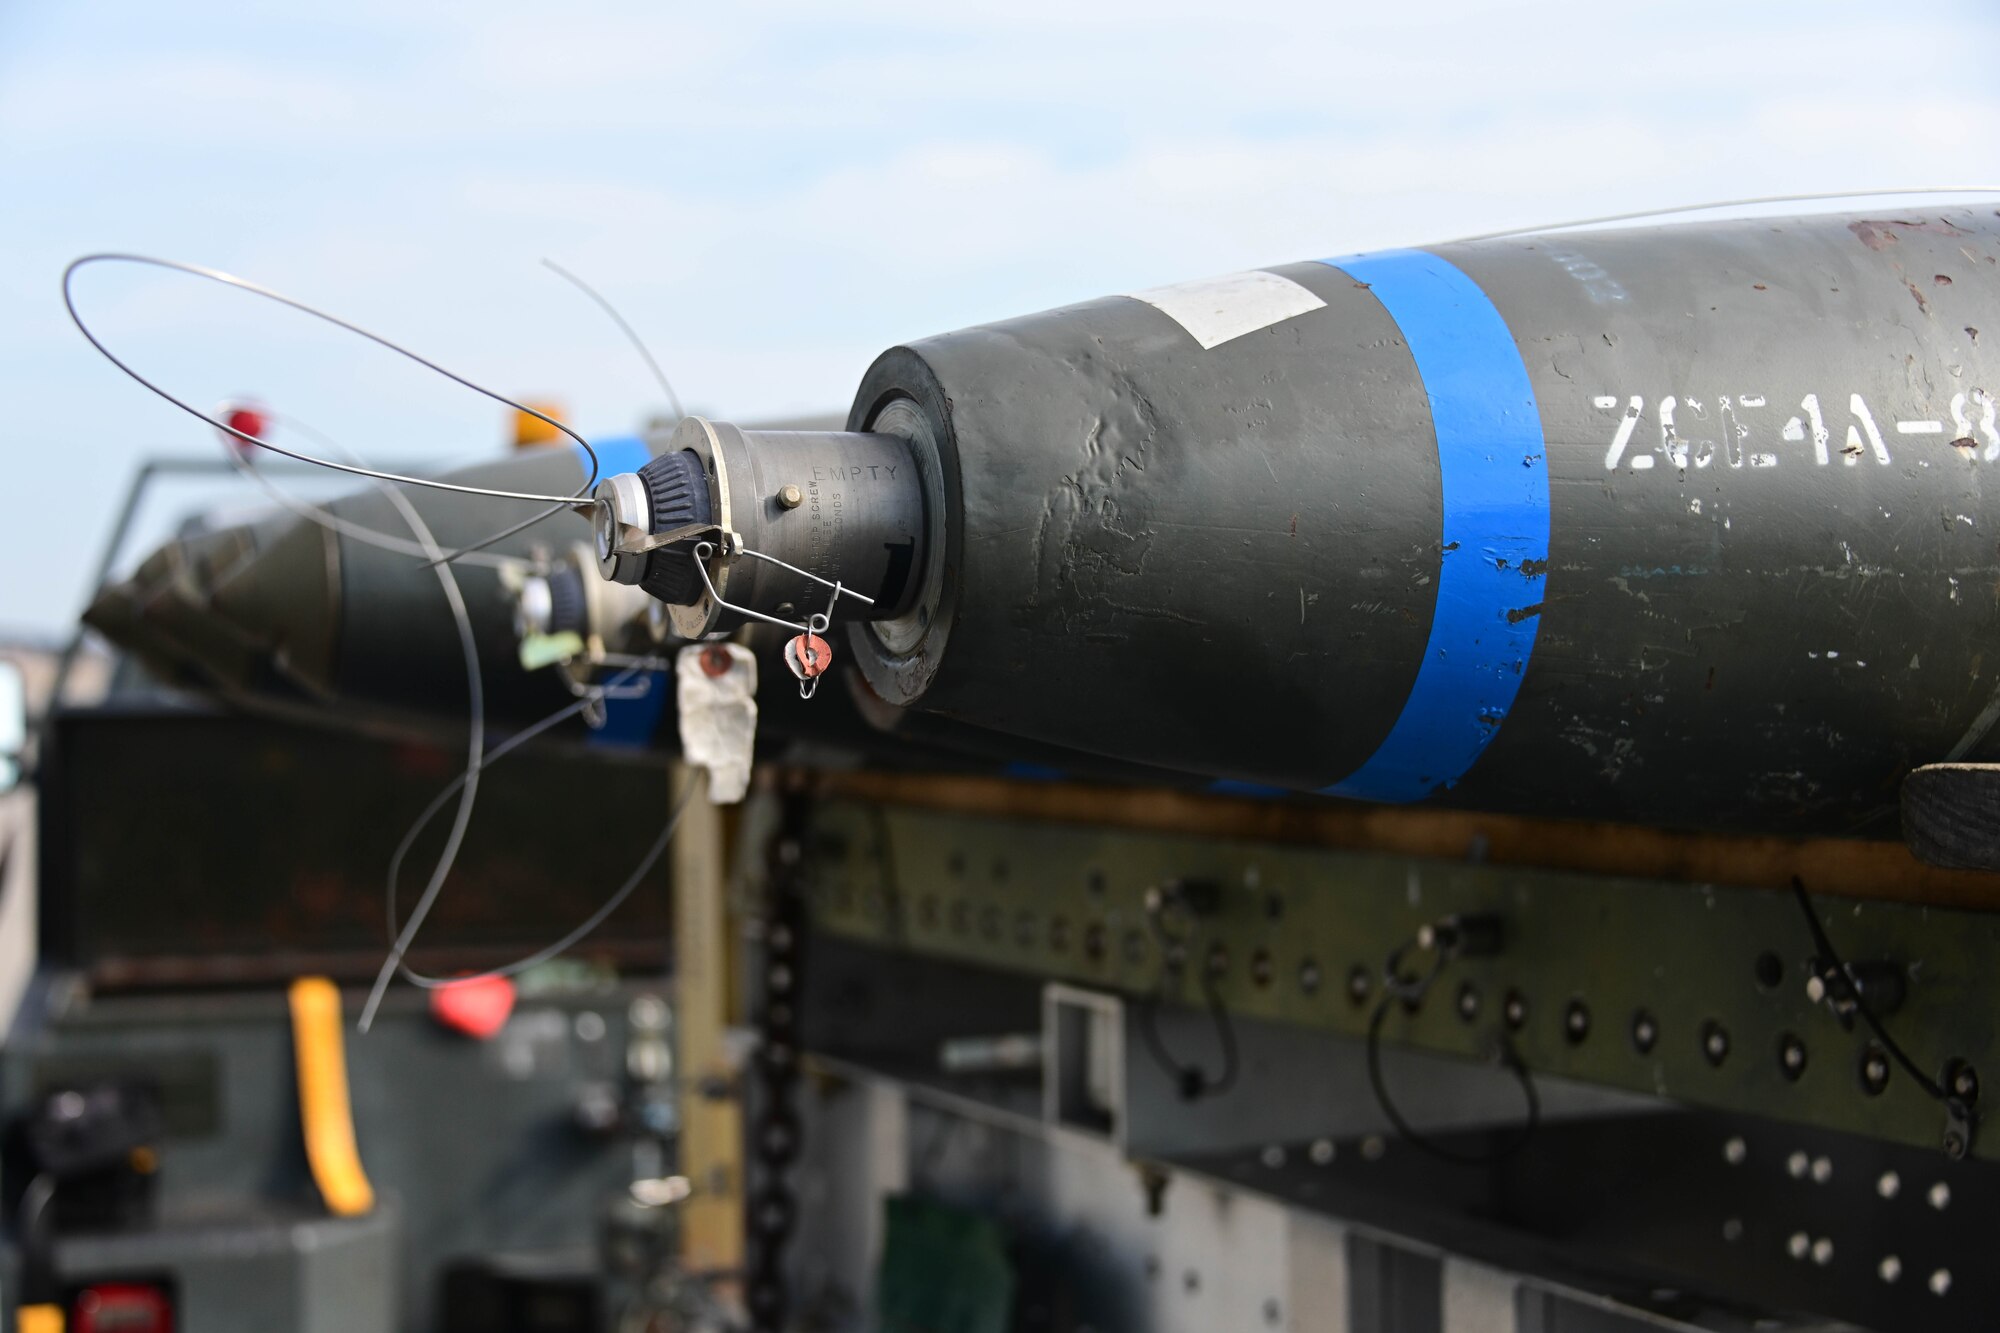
[606,210,2000,833]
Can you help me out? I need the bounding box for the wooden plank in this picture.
[788,769,2000,909]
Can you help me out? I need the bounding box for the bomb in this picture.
[596,209,2000,834]
[86,438,679,748]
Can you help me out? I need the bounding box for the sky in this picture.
[2,0,1998,634]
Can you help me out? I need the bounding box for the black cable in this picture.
[1364,932,1540,1167]
[1789,876,1954,1106]
[1135,970,1241,1102]
[1134,889,1240,1101]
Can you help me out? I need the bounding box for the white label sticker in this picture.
[1124,269,1326,350]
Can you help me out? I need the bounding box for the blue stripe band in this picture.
[1315,250,1548,802]
[574,435,668,749]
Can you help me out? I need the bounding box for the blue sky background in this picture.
[3,0,1998,634]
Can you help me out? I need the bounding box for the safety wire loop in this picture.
[1366,917,1540,1167]
[361,663,697,1033]
[61,253,602,568]
[687,540,874,699]
[1444,186,2000,245]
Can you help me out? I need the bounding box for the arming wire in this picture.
[61,253,601,567]
[1445,186,2000,245]
[225,414,528,571]
[392,765,701,992]
[541,259,685,422]
[68,254,708,1030]
[236,411,681,1034]
[357,662,688,1032]
[236,416,492,1035]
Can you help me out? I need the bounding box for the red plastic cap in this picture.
[75,1282,174,1333]
[215,399,269,458]
[223,405,267,440]
[429,975,517,1040]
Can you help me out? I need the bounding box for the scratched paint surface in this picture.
[856,210,2000,834]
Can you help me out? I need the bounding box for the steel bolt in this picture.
[1564,999,1591,1043]
[1860,1045,1891,1095]
[1702,1020,1731,1066]
[777,484,804,509]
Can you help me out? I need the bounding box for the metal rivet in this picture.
[1859,1044,1891,1095]
[1298,958,1322,995]
[1564,999,1590,1044]
[1503,990,1528,1030]
[1722,1217,1744,1242]
[1309,1138,1335,1165]
[1928,1181,1951,1211]
[1259,1144,1286,1169]
[1723,1136,1747,1166]
[1786,1232,1810,1260]
[1702,1020,1731,1066]
[1877,1170,1900,1199]
[1810,1156,1832,1184]
[1456,983,1481,1023]
[776,484,803,509]
[1779,1033,1807,1080]
[1786,1151,1809,1179]
[1632,1010,1659,1054]
[1811,1237,1834,1266]
[1930,1268,1953,1297]
[1879,1255,1902,1284]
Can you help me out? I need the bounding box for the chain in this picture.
[744,794,809,1332]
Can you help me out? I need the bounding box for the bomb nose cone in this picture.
[81,514,327,700]
[78,439,658,728]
